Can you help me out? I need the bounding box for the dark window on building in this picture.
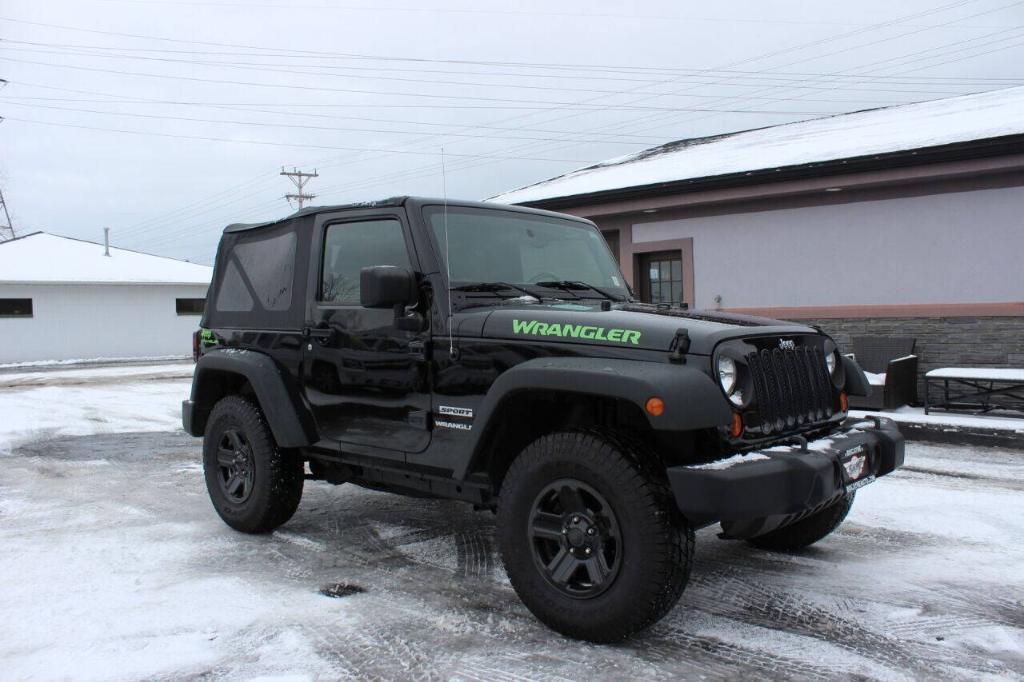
[0,298,33,317]
[176,298,205,315]
[321,219,412,304]
[639,251,683,304]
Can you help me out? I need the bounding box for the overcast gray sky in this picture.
[2,0,1023,263]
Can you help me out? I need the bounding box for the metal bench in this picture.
[924,367,1024,415]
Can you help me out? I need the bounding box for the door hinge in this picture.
[408,339,429,360]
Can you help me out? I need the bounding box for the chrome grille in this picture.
[746,346,833,435]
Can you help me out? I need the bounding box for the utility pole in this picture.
[0,187,14,242]
[280,167,318,209]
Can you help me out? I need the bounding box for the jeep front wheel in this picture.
[203,396,304,534]
[496,429,693,642]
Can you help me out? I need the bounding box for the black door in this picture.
[302,213,431,456]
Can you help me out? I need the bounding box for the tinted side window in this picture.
[321,219,412,304]
[214,230,296,313]
[233,232,296,311]
[215,260,255,312]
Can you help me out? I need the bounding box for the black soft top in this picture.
[221,196,593,234]
[222,196,409,234]
[205,196,594,330]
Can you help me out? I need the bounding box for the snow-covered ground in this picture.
[0,363,192,456]
[1,365,1022,680]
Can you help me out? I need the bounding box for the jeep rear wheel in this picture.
[203,396,304,534]
[497,429,693,643]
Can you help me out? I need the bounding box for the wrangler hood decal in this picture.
[511,319,642,345]
[475,304,817,354]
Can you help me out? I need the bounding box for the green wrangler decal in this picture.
[512,319,642,345]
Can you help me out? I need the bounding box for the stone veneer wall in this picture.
[799,316,1024,406]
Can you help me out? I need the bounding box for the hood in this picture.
[456,301,818,355]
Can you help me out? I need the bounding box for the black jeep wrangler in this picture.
[183,197,903,642]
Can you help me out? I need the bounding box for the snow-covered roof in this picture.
[490,86,1024,205]
[0,232,212,285]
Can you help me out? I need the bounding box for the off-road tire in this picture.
[747,493,855,551]
[497,429,694,643]
[203,396,304,534]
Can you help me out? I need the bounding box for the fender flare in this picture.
[185,349,316,447]
[456,356,732,479]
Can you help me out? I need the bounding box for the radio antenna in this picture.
[441,146,455,359]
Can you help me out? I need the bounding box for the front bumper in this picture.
[666,417,903,538]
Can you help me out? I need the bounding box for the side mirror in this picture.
[360,266,424,332]
[360,266,417,309]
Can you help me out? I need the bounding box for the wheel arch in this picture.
[187,349,316,447]
[455,357,733,482]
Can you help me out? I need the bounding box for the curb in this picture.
[895,421,1023,448]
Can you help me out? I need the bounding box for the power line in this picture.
[0,117,597,162]
[0,12,1010,73]
[6,38,1022,85]
[0,55,941,109]
[5,41,1021,97]
[0,87,684,143]
[0,101,844,141]
[76,0,1021,28]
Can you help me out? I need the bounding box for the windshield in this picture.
[424,206,629,300]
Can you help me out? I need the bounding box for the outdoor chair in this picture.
[846,336,919,411]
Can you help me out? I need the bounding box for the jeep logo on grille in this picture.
[778,339,796,350]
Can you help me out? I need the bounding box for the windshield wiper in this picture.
[533,280,626,302]
[451,282,540,299]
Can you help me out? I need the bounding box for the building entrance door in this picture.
[638,251,683,305]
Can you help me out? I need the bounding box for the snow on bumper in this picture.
[666,418,904,537]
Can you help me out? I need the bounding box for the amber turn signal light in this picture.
[839,391,849,412]
[645,397,665,417]
[730,412,743,438]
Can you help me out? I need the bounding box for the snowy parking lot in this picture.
[1,365,1023,680]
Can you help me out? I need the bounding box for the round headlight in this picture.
[717,356,737,395]
[825,350,838,376]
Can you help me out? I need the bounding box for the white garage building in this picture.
[0,232,212,364]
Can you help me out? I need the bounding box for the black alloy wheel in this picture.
[497,429,694,642]
[216,429,256,503]
[529,479,621,598]
[203,396,304,534]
